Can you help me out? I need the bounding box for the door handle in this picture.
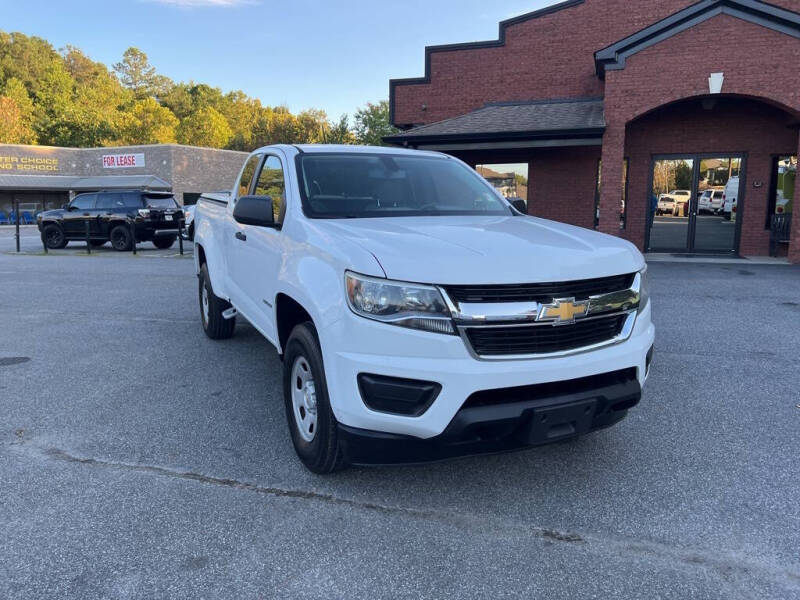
[235,231,247,242]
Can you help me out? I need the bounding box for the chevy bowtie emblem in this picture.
[538,298,589,325]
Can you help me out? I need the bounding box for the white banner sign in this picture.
[102,153,145,169]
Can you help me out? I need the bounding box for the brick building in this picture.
[386,0,800,262]
[0,143,247,219]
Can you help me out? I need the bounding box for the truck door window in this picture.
[96,194,125,209]
[254,155,286,224]
[237,155,261,202]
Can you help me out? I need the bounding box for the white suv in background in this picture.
[723,176,740,220]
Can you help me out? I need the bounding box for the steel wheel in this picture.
[290,356,317,442]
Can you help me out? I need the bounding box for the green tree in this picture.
[120,97,178,144]
[322,114,355,144]
[353,100,397,146]
[113,47,171,99]
[176,106,232,148]
[0,32,61,98]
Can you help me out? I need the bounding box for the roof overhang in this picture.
[384,98,605,150]
[595,0,800,77]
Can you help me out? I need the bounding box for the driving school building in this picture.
[0,143,247,218]
[386,0,800,263]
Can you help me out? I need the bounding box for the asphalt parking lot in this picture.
[2,249,800,599]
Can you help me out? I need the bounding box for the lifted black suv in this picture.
[37,190,183,251]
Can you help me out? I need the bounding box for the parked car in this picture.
[698,189,724,214]
[37,190,183,250]
[656,194,675,215]
[723,176,740,220]
[669,190,692,216]
[193,145,654,473]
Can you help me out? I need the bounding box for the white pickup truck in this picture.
[194,145,654,473]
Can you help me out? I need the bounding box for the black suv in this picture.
[37,190,183,251]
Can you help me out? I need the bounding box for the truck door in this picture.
[230,153,286,343]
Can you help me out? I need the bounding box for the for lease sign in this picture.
[102,153,145,169]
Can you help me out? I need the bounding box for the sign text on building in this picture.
[102,153,145,169]
[0,156,60,172]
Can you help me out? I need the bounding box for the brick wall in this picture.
[528,146,600,229]
[392,0,800,127]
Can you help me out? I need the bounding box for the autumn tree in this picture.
[120,97,178,144]
[176,106,232,148]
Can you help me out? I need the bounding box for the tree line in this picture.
[0,32,398,150]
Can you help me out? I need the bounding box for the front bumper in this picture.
[320,300,655,441]
[338,368,641,465]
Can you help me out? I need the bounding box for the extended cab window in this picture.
[71,195,96,209]
[254,155,286,224]
[237,155,261,201]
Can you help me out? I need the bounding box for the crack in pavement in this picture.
[20,444,800,592]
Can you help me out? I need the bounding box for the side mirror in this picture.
[511,199,527,214]
[62,203,70,210]
[233,195,275,227]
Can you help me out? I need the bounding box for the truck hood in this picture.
[315,216,644,284]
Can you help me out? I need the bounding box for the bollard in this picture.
[14,198,20,253]
[85,220,91,254]
[130,219,137,255]
[178,218,184,255]
[42,229,48,254]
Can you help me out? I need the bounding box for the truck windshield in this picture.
[296,153,512,218]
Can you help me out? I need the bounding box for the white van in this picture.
[723,176,740,220]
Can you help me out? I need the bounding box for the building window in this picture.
[475,164,529,209]
[766,155,795,228]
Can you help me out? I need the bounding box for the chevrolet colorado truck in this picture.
[194,145,654,473]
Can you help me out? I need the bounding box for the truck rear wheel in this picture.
[110,225,132,251]
[199,264,236,339]
[283,322,344,474]
[42,224,68,249]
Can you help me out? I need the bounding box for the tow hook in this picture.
[222,307,238,320]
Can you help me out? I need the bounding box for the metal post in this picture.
[178,218,184,255]
[14,197,20,253]
[42,227,48,254]
[130,219,137,255]
[85,220,91,254]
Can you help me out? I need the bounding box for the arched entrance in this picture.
[623,96,798,255]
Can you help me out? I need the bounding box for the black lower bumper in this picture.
[337,370,641,466]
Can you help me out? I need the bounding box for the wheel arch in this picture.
[276,293,315,355]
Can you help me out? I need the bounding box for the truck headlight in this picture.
[345,272,455,335]
[637,265,649,312]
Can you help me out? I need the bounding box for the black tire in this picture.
[283,322,345,474]
[90,240,106,247]
[110,225,132,251]
[198,263,235,340]
[152,236,176,250]
[42,224,68,249]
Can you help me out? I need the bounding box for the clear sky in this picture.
[2,0,558,118]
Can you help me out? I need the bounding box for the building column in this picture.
[789,134,800,264]
[598,123,626,237]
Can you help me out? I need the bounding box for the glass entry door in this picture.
[648,155,742,253]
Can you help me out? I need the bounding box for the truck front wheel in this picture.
[199,264,236,339]
[283,322,344,474]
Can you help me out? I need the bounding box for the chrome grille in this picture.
[465,314,627,357]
